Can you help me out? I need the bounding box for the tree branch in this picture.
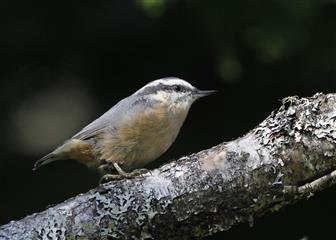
[2,93,336,240]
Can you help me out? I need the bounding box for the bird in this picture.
[33,77,216,181]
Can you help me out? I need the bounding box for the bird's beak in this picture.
[194,89,218,98]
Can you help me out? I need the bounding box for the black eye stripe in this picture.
[172,85,184,92]
[137,83,190,96]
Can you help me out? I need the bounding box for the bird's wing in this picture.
[71,120,109,140]
[71,97,132,140]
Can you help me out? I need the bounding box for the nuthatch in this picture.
[33,77,216,181]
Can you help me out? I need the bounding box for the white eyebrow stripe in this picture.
[135,77,193,94]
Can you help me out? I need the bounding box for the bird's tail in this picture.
[33,139,94,171]
[33,152,60,171]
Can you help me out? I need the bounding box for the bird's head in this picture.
[135,77,216,112]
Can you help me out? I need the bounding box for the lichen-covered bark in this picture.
[2,93,336,240]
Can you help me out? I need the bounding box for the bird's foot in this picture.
[131,168,150,176]
[99,174,124,184]
[113,162,150,178]
[99,168,150,184]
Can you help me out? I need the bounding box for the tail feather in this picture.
[33,152,58,171]
[33,140,93,171]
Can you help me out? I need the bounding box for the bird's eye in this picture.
[173,85,182,92]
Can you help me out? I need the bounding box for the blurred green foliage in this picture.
[137,0,168,18]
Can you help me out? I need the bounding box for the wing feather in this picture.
[71,97,132,140]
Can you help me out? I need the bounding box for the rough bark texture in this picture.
[2,93,336,240]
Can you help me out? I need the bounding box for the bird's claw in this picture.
[132,168,150,176]
[99,174,124,184]
[99,168,150,184]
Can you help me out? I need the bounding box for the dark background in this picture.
[1,0,336,239]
